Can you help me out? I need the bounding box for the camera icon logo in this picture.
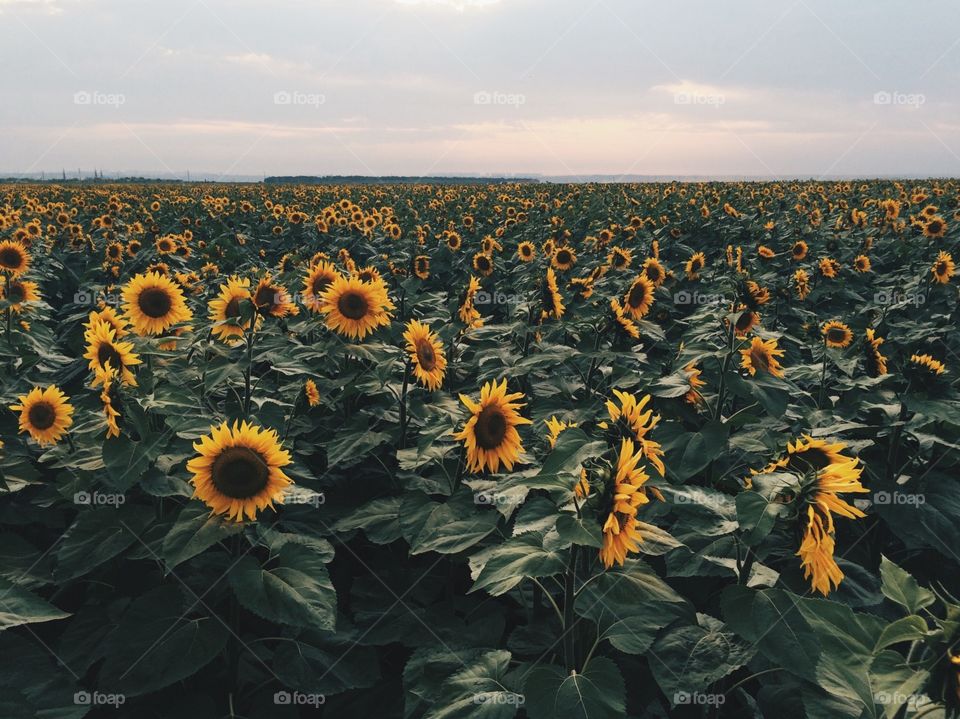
[274,691,291,705]
[73,691,91,705]
[273,91,292,105]
[73,491,91,505]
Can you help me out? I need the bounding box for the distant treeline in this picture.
[263,175,538,185]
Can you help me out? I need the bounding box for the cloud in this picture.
[392,0,505,9]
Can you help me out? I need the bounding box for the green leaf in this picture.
[400,490,500,556]
[425,650,522,719]
[523,656,625,719]
[162,502,242,569]
[334,496,403,544]
[470,532,567,597]
[875,616,928,652]
[228,544,336,631]
[55,505,153,581]
[880,556,935,615]
[101,435,158,491]
[0,578,70,631]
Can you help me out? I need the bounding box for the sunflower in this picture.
[105,241,124,262]
[819,257,840,278]
[552,246,576,271]
[684,362,706,405]
[822,320,853,349]
[414,255,430,280]
[642,257,666,286]
[622,275,655,320]
[864,328,888,377]
[301,261,342,313]
[320,275,394,340]
[758,245,775,259]
[744,280,770,307]
[733,308,760,337]
[86,306,128,338]
[473,252,494,277]
[304,379,321,407]
[355,266,381,284]
[931,250,955,284]
[187,421,293,522]
[602,389,664,476]
[0,240,30,277]
[253,275,297,318]
[545,416,576,448]
[600,438,653,568]
[10,385,74,446]
[740,336,786,378]
[517,241,535,262]
[922,216,947,239]
[458,276,483,329]
[794,269,811,300]
[208,276,255,343]
[610,299,640,340]
[446,232,462,251]
[608,246,632,269]
[83,319,141,386]
[0,278,39,312]
[403,319,447,391]
[99,366,121,439]
[853,255,871,273]
[540,267,564,320]
[121,271,192,336]
[454,379,531,473]
[910,354,946,376]
[685,252,706,280]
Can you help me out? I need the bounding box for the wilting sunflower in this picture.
[569,275,594,300]
[83,319,141,386]
[473,252,494,277]
[641,257,666,286]
[822,320,853,349]
[910,353,946,376]
[517,242,535,262]
[794,269,811,300]
[10,385,74,446]
[413,255,430,280]
[0,240,30,277]
[740,336,786,378]
[862,328,888,377]
[454,379,531,473]
[304,379,321,407]
[819,257,840,278]
[853,255,871,273]
[187,421,293,522]
[602,389,664,476]
[758,245,776,259]
[121,271,193,336]
[458,276,483,329]
[744,280,771,307]
[302,261,342,312]
[320,275,394,340]
[0,278,39,312]
[622,275,655,320]
[600,438,653,568]
[98,366,121,439]
[540,267,564,320]
[610,299,640,340]
[931,250,955,284]
[253,275,297,318]
[552,246,576,271]
[685,252,706,280]
[545,416,576,448]
[208,276,255,343]
[403,319,447,391]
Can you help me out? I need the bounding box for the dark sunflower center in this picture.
[521,246,531,256]
[0,247,24,268]
[751,348,769,371]
[827,328,847,343]
[475,406,507,450]
[929,222,942,233]
[225,297,241,318]
[627,282,647,308]
[211,446,270,499]
[7,282,25,303]
[646,265,662,282]
[936,261,947,274]
[138,287,173,318]
[97,343,123,369]
[28,401,56,430]
[312,276,331,296]
[557,251,571,264]
[787,447,831,474]
[338,290,369,320]
[477,257,490,271]
[254,285,278,310]
[736,312,755,332]
[415,339,436,371]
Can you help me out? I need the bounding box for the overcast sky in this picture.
[3,0,960,179]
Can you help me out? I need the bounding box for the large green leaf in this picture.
[0,578,70,631]
[523,656,625,719]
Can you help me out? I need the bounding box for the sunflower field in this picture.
[1,180,959,718]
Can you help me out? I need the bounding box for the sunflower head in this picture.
[403,319,447,391]
[0,240,30,277]
[10,385,74,446]
[740,336,785,378]
[320,275,394,340]
[122,271,193,336]
[822,320,853,349]
[453,379,532,474]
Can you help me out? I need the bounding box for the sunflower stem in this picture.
[398,358,410,450]
[817,338,828,409]
[562,544,579,671]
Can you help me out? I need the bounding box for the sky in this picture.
[3,0,960,180]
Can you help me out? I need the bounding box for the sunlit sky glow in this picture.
[4,0,960,179]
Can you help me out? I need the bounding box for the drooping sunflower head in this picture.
[610,298,640,340]
[910,353,946,377]
[794,269,811,300]
[83,319,141,386]
[819,257,840,278]
[608,246,632,270]
[187,421,293,522]
[403,319,447,391]
[733,308,760,337]
[453,379,532,474]
[122,271,193,336]
[822,320,853,349]
[599,438,654,568]
[540,267,564,320]
[740,335,785,378]
[854,254,871,273]
[863,328,888,377]
[302,261,343,312]
[208,276,254,342]
[10,385,74,446]
[623,275,655,320]
[545,416,576,448]
[320,274,394,340]
[0,240,30,277]
[304,379,321,407]
[602,389,664,476]
[685,251,706,279]
[791,240,808,260]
